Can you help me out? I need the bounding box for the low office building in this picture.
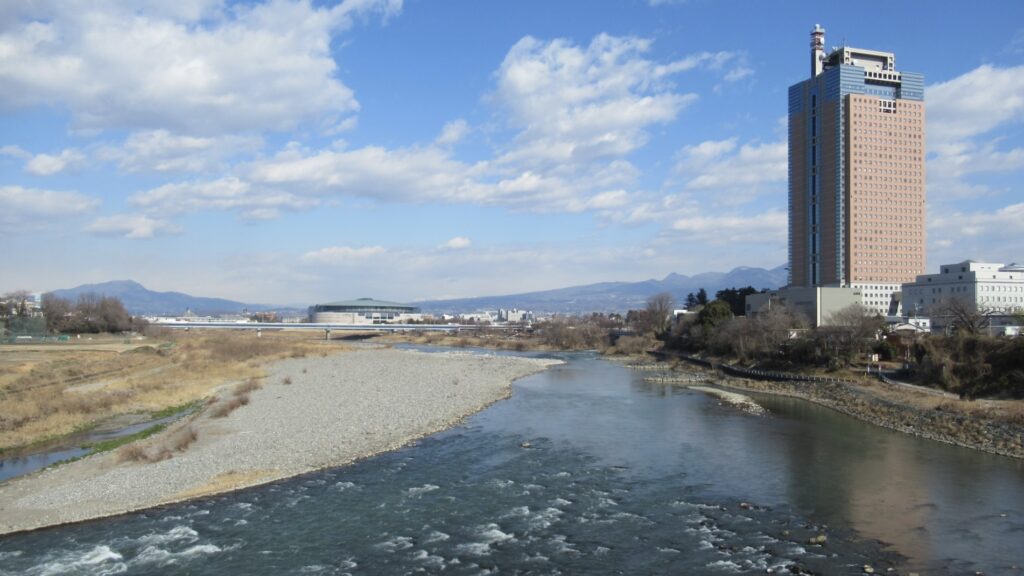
[745,285,864,327]
[901,261,1024,317]
[308,298,422,324]
[498,308,533,323]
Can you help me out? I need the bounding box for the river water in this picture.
[0,351,1022,575]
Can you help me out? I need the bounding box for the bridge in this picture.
[154,321,517,335]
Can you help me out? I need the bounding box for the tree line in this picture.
[1,290,146,335]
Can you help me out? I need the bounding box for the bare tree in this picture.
[823,304,885,366]
[1,290,32,319]
[645,292,675,336]
[41,294,73,332]
[933,297,993,335]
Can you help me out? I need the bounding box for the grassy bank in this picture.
[0,330,346,452]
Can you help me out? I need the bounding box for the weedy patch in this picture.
[1,331,346,451]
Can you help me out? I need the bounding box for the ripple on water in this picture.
[133,525,198,547]
[131,544,221,567]
[16,545,125,576]
[405,483,439,497]
[374,535,414,553]
[409,549,446,569]
[423,530,450,544]
[455,523,516,557]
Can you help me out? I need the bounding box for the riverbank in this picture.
[0,331,343,452]
[0,348,560,535]
[646,355,1024,459]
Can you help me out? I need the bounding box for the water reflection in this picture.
[752,392,1024,573]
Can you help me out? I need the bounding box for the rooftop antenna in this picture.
[810,24,825,77]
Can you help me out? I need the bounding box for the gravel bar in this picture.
[0,348,560,535]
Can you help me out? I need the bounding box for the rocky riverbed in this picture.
[0,348,560,535]
[668,361,1024,459]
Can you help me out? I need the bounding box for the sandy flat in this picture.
[0,348,559,535]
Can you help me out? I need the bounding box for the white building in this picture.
[901,261,1024,317]
[498,308,533,323]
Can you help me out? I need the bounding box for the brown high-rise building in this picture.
[788,25,926,314]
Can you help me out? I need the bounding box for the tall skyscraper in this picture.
[788,25,926,314]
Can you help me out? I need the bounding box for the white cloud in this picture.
[0,0,401,135]
[301,245,388,264]
[0,185,100,229]
[24,148,86,175]
[247,145,474,202]
[671,209,786,244]
[674,138,786,204]
[0,145,30,159]
[441,236,471,250]
[100,130,263,173]
[926,64,1024,201]
[85,214,181,239]
[493,34,711,169]
[129,176,318,217]
[723,66,753,82]
[929,203,1024,265]
[928,65,1024,143]
[247,141,649,214]
[930,203,1024,239]
[436,119,470,145]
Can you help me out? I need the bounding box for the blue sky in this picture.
[2,0,1023,305]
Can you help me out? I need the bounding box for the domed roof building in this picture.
[308,298,421,324]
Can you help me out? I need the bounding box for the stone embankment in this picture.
[653,353,1024,459]
[0,348,560,535]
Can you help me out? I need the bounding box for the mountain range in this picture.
[48,264,787,316]
[48,280,280,316]
[413,264,788,314]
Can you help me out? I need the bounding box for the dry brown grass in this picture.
[209,394,250,418]
[0,330,346,450]
[233,378,262,395]
[116,424,199,463]
[839,374,1024,428]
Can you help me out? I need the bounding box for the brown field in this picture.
[0,330,348,452]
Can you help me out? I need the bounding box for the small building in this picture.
[308,298,422,324]
[745,285,864,327]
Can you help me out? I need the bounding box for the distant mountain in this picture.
[48,265,787,317]
[48,280,281,316]
[414,264,788,315]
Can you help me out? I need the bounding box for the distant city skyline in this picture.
[2,1,1022,303]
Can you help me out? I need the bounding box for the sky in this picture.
[1,0,1023,305]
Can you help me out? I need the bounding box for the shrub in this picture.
[234,378,262,395]
[209,394,250,418]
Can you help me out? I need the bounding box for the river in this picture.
[0,351,1021,574]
